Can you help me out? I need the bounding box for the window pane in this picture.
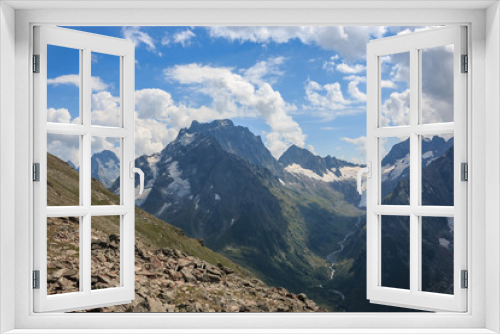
[381,215,410,290]
[47,217,80,295]
[91,52,121,127]
[421,217,454,295]
[47,45,80,124]
[91,137,121,205]
[380,137,410,205]
[91,215,121,290]
[421,45,454,124]
[421,135,454,206]
[380,52,410,127]
[47,134,80,206]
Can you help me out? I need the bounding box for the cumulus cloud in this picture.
[336,63,366,74]
[420,45,454,123]
[303,79,366,122]
[207,26,387,60]
[381,89,410,126]
[122,27,156,52]
[379,41,453,125]
[165,60,305,157]
[47,108,72,123]
[47,74,109,92]
[91,91,121,127]
[343,75,366,102]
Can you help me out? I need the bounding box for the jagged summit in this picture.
[179,119,283,176]
[279,144,359,181]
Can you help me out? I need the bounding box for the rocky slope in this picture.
[47,152,321,312]
[47,216,321,312]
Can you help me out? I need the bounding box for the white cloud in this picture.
[322,55,339,72]
[161,34,170,46]
[381,80,396,89]
[47,133,80,168]
[243,56,285,85]
[134,115,178,156]
[341,136,366,162]
[91,91,121,127]
[173,29,196,47]
[47,74,109,92]
[336,63,366,74]
[381,89,410,126]
[47,108,72,123]
[305,80,349,110]
[207,26,387,60]
[165,60,305,157]
[343,75,366,102]
[420,45,454,123]
[122,27,156,52]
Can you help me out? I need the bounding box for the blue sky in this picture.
[47,26,453,167]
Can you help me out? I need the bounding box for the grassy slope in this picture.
[47,153,248,276]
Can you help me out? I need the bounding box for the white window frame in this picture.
[33,25,136,312]
[365,26,468,312]
[1,1,499,333]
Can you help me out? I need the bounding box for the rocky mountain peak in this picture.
[179,119,283,176]
[91,150,120,188]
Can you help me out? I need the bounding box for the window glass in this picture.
[47,217,80,295]
[47,45,80,124]
[47,134,80,206]
[421,45,454,124]
[380,52,410,127]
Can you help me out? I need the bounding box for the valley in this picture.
[79,119,454,312]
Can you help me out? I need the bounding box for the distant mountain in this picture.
[183,119,284,176]
[279,144,362,206]
[327,145,455,311]
[110,121,363,307]
[47,152,324,313]
[91,150,120,188]
[381,136,454,198]
[279,144,358,180]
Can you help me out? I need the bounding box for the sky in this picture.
[46,26,454,167]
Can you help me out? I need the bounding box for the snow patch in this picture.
[439,238,450,249]
[422,151,434,159]
[284,163,339,182]
[135,187,151,206]
[381,154,410,182]
[179,132,195,146]
[145,153,161,188]
[166,161,191,198]
[338,166,362,180]
[157,202,171,216]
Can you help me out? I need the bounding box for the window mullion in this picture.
[409,47,420,294]
[81,47,92,294]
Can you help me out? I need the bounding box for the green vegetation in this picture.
[47,153,249,277]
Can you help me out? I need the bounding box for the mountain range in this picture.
[47,152,323,312]
[96,119,454,312]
